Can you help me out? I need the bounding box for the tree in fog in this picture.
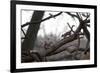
[21,10,90,62]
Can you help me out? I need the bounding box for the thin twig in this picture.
[21,28,26,37]
[67,23,75,33]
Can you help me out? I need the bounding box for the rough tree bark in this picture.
[21,11,44,62]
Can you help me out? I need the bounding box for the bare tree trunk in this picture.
[21,11,44,62]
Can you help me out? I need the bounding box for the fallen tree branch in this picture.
[46,23,82,56]
[46,16,89,56]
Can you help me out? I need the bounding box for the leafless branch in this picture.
[21,28,26,37]
[86,23,90,27]
[21,12,62,28]
[67,23,75,33]
[66,12,78,19]
[21,37,25,39]
[66,12,82,22]
[76,12,83,21]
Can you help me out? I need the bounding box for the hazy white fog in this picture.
[21,10,80,39]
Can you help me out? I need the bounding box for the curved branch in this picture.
[21,12,62,28]
[65,12,82,21]
[66,12,78,19]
